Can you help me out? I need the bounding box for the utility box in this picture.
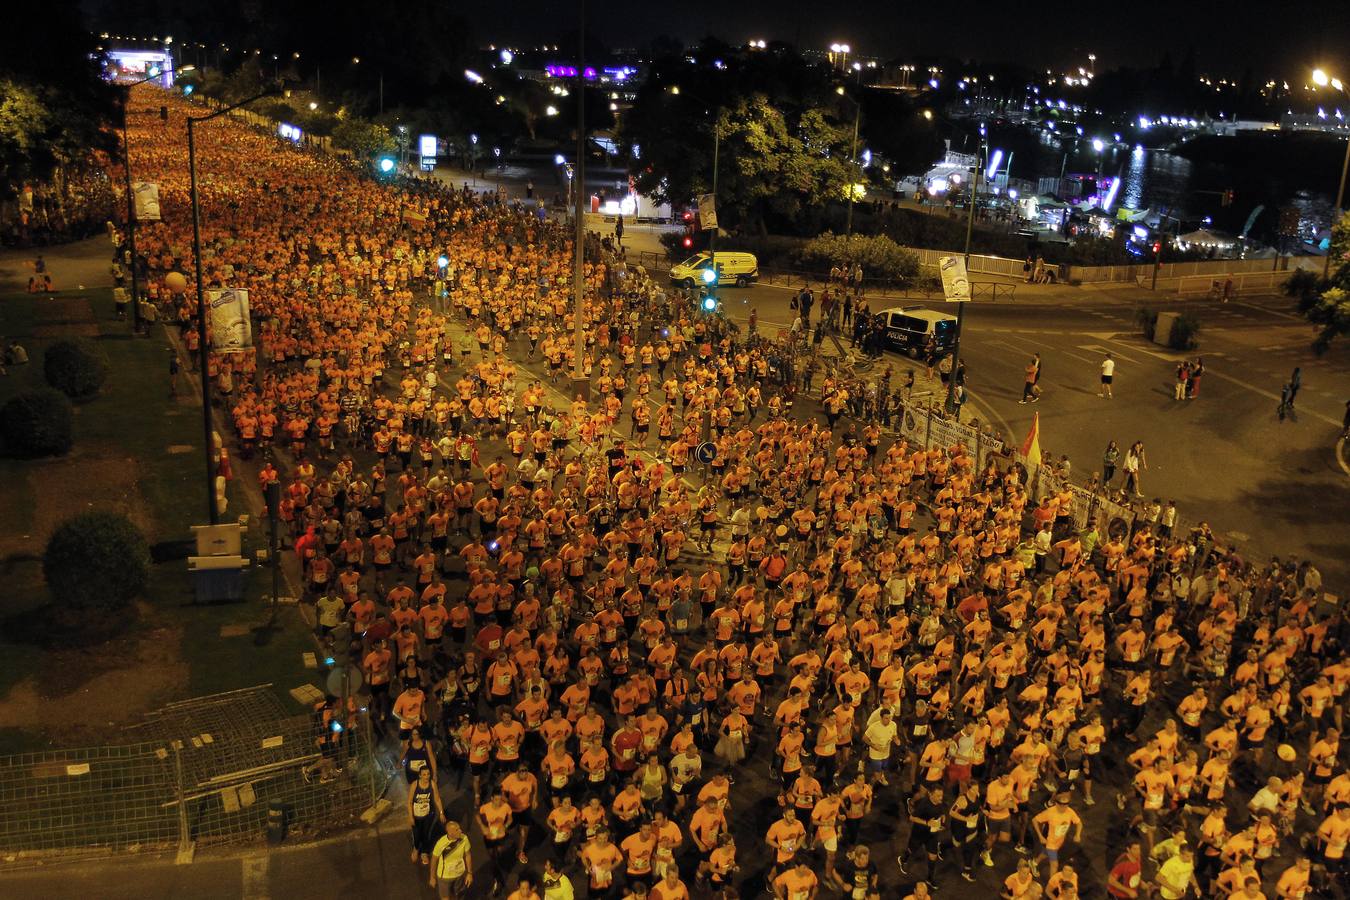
[1153,311,1179,348]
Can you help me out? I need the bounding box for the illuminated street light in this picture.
[1311,67,1350,278]
[1092,138,1105,152]
[546,105,559,116]
[309,102,318,110]
[465,69,483,84]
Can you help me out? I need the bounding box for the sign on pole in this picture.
[938,255,971,302]
[207,289,253,352]
[695,441,716,464]
[132,182,162,222]
[697,194,718,231]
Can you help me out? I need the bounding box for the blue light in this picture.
[701,268,716,284]
[702,296,717,311]
[437,255,449,268]
[331,721,343,733]
[183,84,194,95]
[324,656,336,666]
[378,157,395,174]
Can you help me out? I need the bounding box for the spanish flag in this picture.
[1020,412,1042,468]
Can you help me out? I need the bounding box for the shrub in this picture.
[0,389,74,457]
[44,338,109,400]
[795,232,921,283]
[1169,313,1202,350]
[1284,269,1323,314]
[1133,308,1158,341]
[44,511,150,613]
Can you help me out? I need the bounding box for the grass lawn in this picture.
[0,289,318,754]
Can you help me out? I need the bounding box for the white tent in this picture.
[1177,228,1237,250]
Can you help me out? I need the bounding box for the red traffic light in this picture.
[682,236,693,248]
[1152,242,1161,254]
[682,211,694,221]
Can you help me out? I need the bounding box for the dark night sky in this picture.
[478,0,1350,76]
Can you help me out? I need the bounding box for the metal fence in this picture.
[0,686,391,867]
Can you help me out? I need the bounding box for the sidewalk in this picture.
[0,236,115,294]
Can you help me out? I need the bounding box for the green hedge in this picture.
[0,388,74,457]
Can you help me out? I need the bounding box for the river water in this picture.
[984,123,1342,245]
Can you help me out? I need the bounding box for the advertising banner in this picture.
[938,255,971,302]
[697,193,718,231]
[132,182,161,222]
[207,289,252,353]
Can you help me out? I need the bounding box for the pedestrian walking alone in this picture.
[1099,353,1115,398]
[1278,383,1294,422]
[1021,354,1041,403]
[1288,367,1301,407]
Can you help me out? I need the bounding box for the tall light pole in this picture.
[944,134,987,417]
[119,66,193,335]
[836,86,862,238]
[188,86,280,524]
[1312,68,1350,280]
[571,0,589,400]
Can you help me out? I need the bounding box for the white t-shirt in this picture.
[864,720,897,759]
[1101,358,1115,377]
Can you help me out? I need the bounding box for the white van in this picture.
[669,251,759,288]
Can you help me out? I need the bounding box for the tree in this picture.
[331,117,395,159]
[1303,211,1350,354]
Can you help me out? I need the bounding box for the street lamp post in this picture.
[1312,69,1349,280]
[945,144,986,417]
[571,0,589,400]
[837,86,862,238]
[119,67,193,335]
[188,86,280,524]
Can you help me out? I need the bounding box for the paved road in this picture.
[721,281,1350,589]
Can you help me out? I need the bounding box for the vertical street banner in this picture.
[132,182,162,222]
[208,289,253,352]
[938,255,971,302]
[697,193,718,231]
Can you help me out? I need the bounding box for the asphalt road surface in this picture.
[720,280,1350,591]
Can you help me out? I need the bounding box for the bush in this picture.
[796,232,921,283]
[44,511,150,613]
[0,389,74,457]
[44,338,109,400]
[1134,308,1158,341]
[1169,313,1202,350]
[1284,268,1323,314]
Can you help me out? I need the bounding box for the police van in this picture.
[877,305,958,357]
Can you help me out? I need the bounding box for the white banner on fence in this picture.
[132,182,161,222]
[938,255,971,302]
[208,289,253,353]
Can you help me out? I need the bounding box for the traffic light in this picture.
[1221,189,1235,207]
[375,155,397,177]
[1152,241,1161,255]
[701,294,719,312]
[682,235,693,249]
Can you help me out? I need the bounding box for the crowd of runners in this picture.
[122,86,1347,900]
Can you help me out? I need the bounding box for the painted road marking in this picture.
[1078,343,1142,365]
[242,855,269,900]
